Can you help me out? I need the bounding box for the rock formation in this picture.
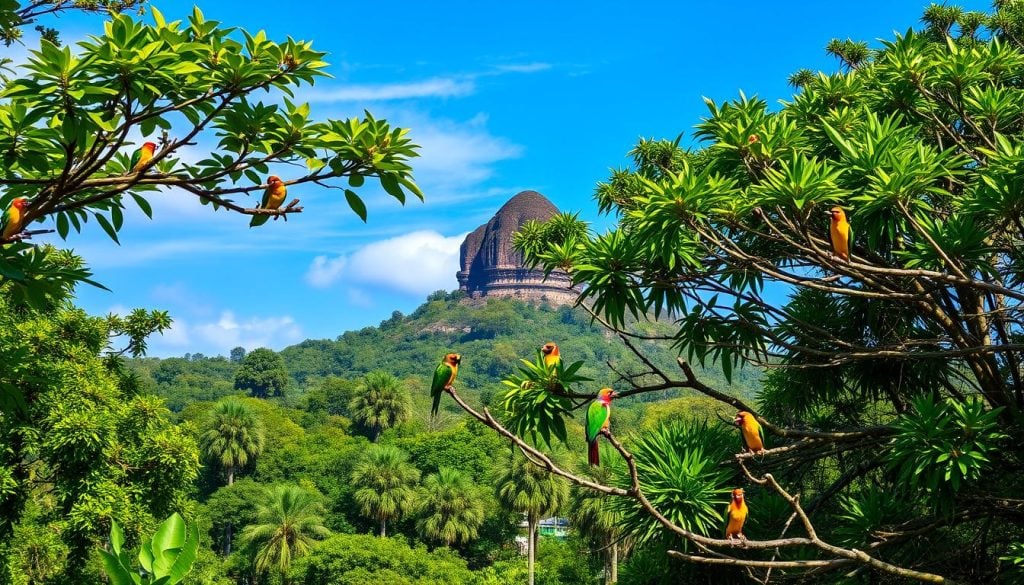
[457,190,576,304]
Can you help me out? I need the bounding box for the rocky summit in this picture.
[456,190,576,304]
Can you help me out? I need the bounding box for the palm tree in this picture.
[571,461,627,584]
[200,400,265,486]
[200,399,265,554]
[350,444,420,537]
[495,450,569,585]
[349,371,412,441]
[416,467,485,547]
[239,485,330,585]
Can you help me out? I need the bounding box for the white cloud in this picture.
[191,311,303,353]
[306,230,465,295]
[158,318,192,348]
[306,255,347,288]
[304,77,475,102]
[407,113,522,188]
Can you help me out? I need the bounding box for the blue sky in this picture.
[20,0,986,356]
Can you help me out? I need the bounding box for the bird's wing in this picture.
[129,148,141,170]
[259,185,273,209]
[585,401,607,442]
[431,363,452,394]
[757,422,766,448]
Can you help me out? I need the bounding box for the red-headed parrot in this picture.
[249,176,287,228]
[725,488,748,542]
[735,411,765,454]
[541,342,560,368]
[430,353,461,417]
[2,197,28,240]
[828,206,851,262]
[586,388,616,466]
[130,141,157,173]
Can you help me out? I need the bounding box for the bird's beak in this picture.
[610,391,619,399]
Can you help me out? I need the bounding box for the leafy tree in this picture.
[350,444,420,537]
[571,465,626,585]
[0,4,420,307]
[0,285,199,583]
[200,400,265,487]
[229,346,246,364]
[495,450,569,585]
[234,347,289,398]
[199,400,265,555]
[416,467,485,547]
[239,485,330,584]
[349,371,411,441]
[289,533,476,584]
[497,2,1024,582]
[203,478,265,561]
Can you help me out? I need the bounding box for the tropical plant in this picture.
[571,463,627,585]
[239,485,330,584]
[350,444,420,537]
[495,450,570,585]
[100,513,200,585]
[349,371,411,441]
[199,399,265,554]
[499,350,590,447]
[0,4,420,306]
[460,3,1024,582]
[200,400,265,487]
[416,467,486,547]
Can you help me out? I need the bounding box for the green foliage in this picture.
[416,467,486,547]
[239,485,330,579]
[199,400,265,486]
[234,347,289,398]
[614,422,734,545]
[499,351,590,447]
[0,288,199,581]
[0,4,420,296]
[494,450,570,524]
[349,371,412,441]
[887,395,1005,507]
[289,533,476,585]
[100,513,200,585]
[350,444,420,536]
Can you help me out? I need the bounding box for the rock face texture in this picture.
[457,191,576,304]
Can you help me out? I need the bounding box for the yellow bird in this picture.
[735,411,765,454]
[725,488,748,542]
[828,206,851,262]
[541,342,560,368]
[2,197,28,240]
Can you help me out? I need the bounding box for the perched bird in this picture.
[828,206,851,262]
[430,353,461,417]
[130,141,157,173]
[735,411,765,454]
[725,488,748,542]
[1,197,28,240]
[249,176,287,228]
[541,342,560,368]
[585,388,617,466]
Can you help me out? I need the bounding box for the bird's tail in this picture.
[431,389,441,418]
[588,440,599,466]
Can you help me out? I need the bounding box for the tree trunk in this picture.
[610,540,618,584]
[225,465,234,554]
[528,516,537,585]
[380,517,387,537]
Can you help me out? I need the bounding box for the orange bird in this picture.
[541,342,560,368]
[735,411,765,454]
[249,176,288,228]
[130,141,157,173]
[725,488,748,542]
[2,197,28,240]
[828,206,851,262]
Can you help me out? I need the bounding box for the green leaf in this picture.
[345,189,367,222]
[99,550,136,585]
